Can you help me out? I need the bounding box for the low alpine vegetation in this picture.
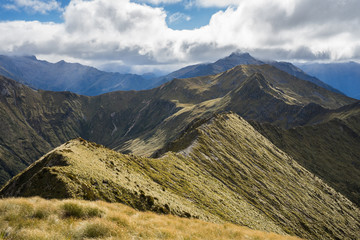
[0,197,302,240]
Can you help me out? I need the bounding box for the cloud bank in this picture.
[1,0,360,72]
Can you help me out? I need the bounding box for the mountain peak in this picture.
[215,52,263,66]
[229,52,252,58]
[24,55,37,61]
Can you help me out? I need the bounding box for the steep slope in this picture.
[250,101,360,206]
[297,61,360,99]
[0,138,215,221]
[122,64,354,156]
[0,55,151,95]
[0,75,176,185]
[2,114,360,240]
[0,75,88,184]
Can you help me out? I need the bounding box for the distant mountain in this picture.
[152,52,343,95]
[0,54,347,98]
[153,52,263,86]
[0,55,153,96]
[267,61,343,94]
[297,62,360,99]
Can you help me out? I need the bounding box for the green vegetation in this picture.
[1,114,359,239]
[61,202,104,218]
[250,101,360,206]
[0,63,356,185]
[0,197,302,240]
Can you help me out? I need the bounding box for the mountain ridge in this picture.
[1,113,360,239]
[152,52,342,95]
[297,61,360,99]
[0,52,348,98]
[0,55,153,96]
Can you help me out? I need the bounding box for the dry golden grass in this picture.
[0,197,302,240]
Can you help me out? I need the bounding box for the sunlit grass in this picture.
[0,197,302,240]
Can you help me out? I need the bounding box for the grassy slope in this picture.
[0,77,86,184]
[1,113,359,240]
[177,113,360,239]
[0,197,302,240]
[250,101,360,206]
[118,67,356,156]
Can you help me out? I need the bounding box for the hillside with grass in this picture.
[0,197,303,240]
[250,101,360,206]
[1,113,360,240]
[1,63,360,218]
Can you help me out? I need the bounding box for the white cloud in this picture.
[168,12,191,24]
[3,0,62,14]
[1,0,360,73]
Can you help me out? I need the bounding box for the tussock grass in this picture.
[0,197,301,240]
[61,202,104,219]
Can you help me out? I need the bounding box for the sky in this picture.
[1,0,360,74]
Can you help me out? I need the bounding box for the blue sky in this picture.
[132,1,224,30]
[0,0,222,30]
[0,0,69,22]
[1,0,360,73]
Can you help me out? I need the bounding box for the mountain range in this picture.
[0,53,360,239]
[152,53,343,95]
[1,52,356,99]
[297,61,360,99]
[0,55,153,96]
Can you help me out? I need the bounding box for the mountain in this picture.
[297,62,360,99]
[0,53,346,98]
[152,52,263,86]
[1,59,360,239]
[155,52,262,84]
[2,114,360,239]
[152,52,342,95]
[267,61,343,94]
[0,63,355,184]
[0,55,152,96]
